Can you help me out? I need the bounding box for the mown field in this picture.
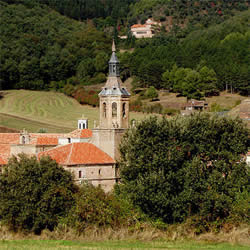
[0,90,148,133]
[0,239,249,250]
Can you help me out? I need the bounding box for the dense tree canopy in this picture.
[0,0,249,97]
[118,114,249,224]
[0,154,78,233]
[123,10,250,96]
[0,1,111,90]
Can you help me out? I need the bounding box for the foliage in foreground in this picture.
[65,183,135,233]
[0,155,78,234]
[118,113,250,225]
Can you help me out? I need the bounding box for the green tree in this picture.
[76,59,95,82]
[118,114,249,224]
[145,86,158,100]
[0,154,77,234]
[66,183,132,232]
[94,52,109,72]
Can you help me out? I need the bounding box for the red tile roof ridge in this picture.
[68,129,92,138]
[38,142,115,165]
[131,24,147,28]
[66,143,74,165]
[39,142,70,153]
[0,133,20,135]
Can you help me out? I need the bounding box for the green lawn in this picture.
[0,90,148,132]
[0,239,248,250]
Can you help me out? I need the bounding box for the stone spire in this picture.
[112,39,116,52]
[99,40,130,95]
[108,40,119,77]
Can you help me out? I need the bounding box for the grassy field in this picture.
[0,239,248,250]
[0,89,247,133]
[0,90,148,133]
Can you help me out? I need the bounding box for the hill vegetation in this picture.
[0,1,111,91]
[0,0,249,99]
[121,10,249,98]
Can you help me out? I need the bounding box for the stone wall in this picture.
[64,164,117,192]
[91,128,126,160]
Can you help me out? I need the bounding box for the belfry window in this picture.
[122,103,126,118]
[103,102,107,118]
[112,102,117,117]
[22,136,26,144]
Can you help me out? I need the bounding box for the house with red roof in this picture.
[0,42,130,192]
[131,18,161,38]
[38,143,116,192]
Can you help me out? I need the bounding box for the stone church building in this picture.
[0,41,130,192]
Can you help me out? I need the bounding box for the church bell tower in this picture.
[99,40,130,129]
[91,40,130,160]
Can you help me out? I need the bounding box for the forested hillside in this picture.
[122,10,250,98]
[0,0,249,98]
[0,1,111,90]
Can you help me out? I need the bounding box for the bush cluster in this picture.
[0,155,135,234]
[0,114,249,235]
[119,113,250,226]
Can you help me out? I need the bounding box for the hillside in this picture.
[0,1,111,90]
[0,90,148,132]
[0,0,249,131]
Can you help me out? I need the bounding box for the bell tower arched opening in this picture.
[103,102,107,118]
[112,102,117,117]
[122,103,126,118]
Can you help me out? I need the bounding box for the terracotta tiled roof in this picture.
[29,133,62,145]
[0,144,10,164]
[185,100,207,107]
[0,156,6,165]
[38,142,115,165]
[80,129,92,138]
[68,129,93,138]
[131,24,147,28]
[36,137,58,145]
[0,133,20,144]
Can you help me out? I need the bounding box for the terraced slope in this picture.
[0,90,147,132]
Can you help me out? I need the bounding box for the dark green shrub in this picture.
[62,84,75,96]
[0,154,77,234]
[145,86,158,101]
[66,184,133,232]
[164,108,180,116]
[118,114,249,224]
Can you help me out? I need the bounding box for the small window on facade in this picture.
[122,103,126,118]
[79,123,81,129]
[99,169,101,175]
[113,65,116,73]
[82,123,85,129]
[103,102,106,118]
[22,136,26,144]
[79,170,82,178]
[112,102,117,117]
[68,138,71,143]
